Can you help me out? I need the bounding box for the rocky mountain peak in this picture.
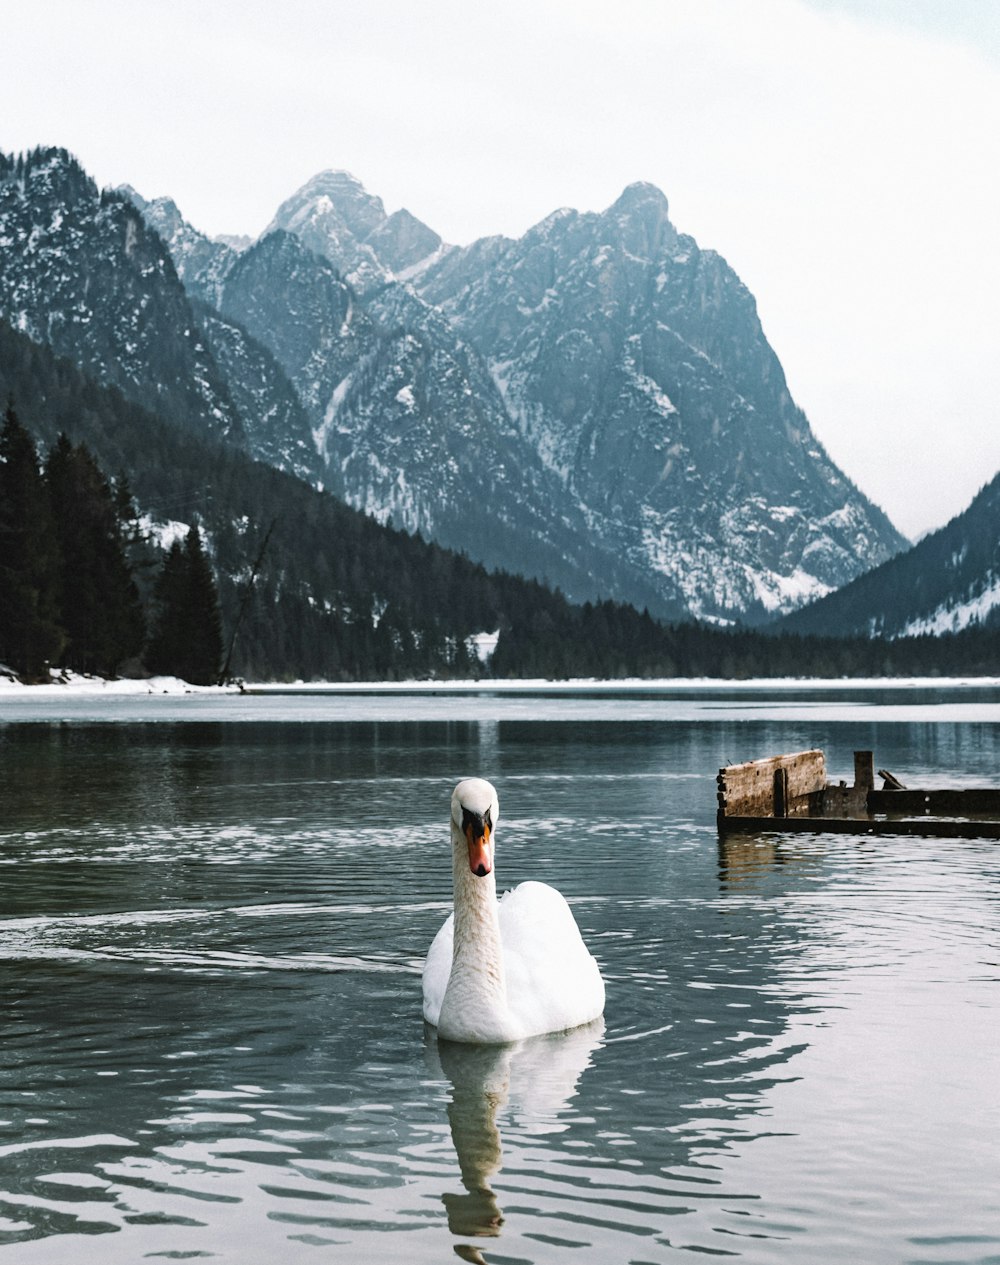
[301,170,385,230]
[0,146,245,446]
[603,181,677,259]
[116,182,147,211]
[265,172,447,288]
[612,180,670,212]
[411,177,905,621]
[246,226,306,265]
[266,169,387,264]
[121,188,237,307]
[365,207,442,275]
[139,195,187,239]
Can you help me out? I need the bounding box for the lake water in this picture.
[1,682,999,1263]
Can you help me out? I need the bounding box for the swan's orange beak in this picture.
[466,821,493,877]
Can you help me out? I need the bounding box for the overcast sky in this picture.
[3,0,998,539]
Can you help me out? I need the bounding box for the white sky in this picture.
[2,0,998,539]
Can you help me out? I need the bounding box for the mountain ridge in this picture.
[3,146,907,624]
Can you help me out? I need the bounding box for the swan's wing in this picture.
[498,881,605,1037]
[498,880,585,950]
[421,912,454,1026]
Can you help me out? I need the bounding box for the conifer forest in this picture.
[1,317,998,684]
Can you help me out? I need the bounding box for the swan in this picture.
[422,778,605,1044]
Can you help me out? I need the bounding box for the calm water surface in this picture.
[1,684,999,1263]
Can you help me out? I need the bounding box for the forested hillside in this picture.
[2,317,998,682]
[782,472,1000,639]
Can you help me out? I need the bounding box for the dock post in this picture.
[854,751,875,792]
[773,767,789,817]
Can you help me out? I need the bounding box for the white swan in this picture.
[422,778,605,1044]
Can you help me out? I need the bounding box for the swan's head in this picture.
[452,778,500,878]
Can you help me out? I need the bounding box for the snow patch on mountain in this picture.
[900,575,1000,636]
[139,515,189,550]
[748,565,832,613]
[466,629,500,663]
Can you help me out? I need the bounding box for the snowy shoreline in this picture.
[0,671,237,696]
[2,672,999,697]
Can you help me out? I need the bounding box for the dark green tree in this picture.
[0,404,65,679]
[145,539,187,677]
[45,435,146,675]
[183,524,224,684]
[146,525,224,685]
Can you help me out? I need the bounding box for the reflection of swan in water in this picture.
[427,1018,604,1255]
[423,779,605,1044]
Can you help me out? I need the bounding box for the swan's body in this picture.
[422,778,605,1044]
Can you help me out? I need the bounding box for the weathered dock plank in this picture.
[717,749,826,820]
[716,749,1000,840]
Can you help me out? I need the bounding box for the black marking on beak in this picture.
[462,807,490,840]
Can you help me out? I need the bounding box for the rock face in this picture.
[123,189,239,308]
[0,149,321,481]
[414,182,906,620]
[2,147,908,621]
[194,302,320,482]
[217,230,372,430]
[0,149,243,445]
[252,171,905,620]
[366,208,443,276]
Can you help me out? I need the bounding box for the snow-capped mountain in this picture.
[214,231,670,605]
[246,169,905,620]
[782,470,1000,637]
[2,147,908,622]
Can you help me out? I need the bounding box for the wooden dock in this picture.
[717,749,1000,840]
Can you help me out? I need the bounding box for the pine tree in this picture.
[0,404,65,679]
[146,525,224,685]
[145,540,187,677]
[183,524,223,685]
[45,435,146,675]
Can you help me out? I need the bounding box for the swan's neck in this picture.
[438,822,513,1043]
[443,1045,510,1235]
